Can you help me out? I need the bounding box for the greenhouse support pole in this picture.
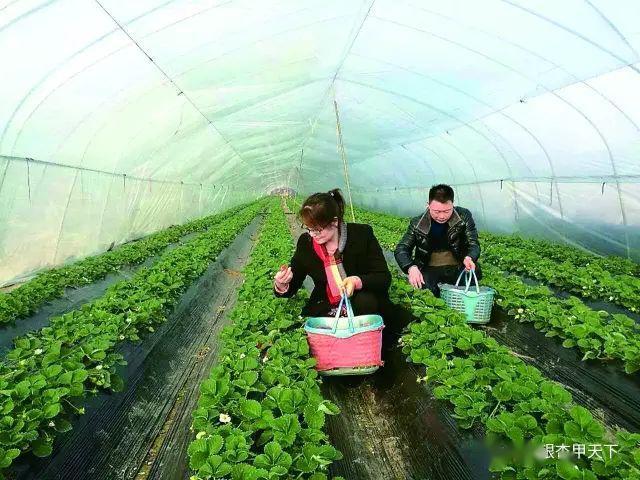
[295,148,304,196]
[333,98,356,223]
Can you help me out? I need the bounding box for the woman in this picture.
[273,189,391,318]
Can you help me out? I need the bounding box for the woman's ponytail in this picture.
[299,188,346,227]
[327,189,345,223]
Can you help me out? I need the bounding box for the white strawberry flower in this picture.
[517,308,524,314]
[609,296,614,301]
[95,364,103,370]
[219,413,231,423]
[239,353,246,359]
[262,356,269,363]
[119,335,125,340]
[34,348,43,355]
[48,421,55,427]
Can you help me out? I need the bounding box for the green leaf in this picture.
[564,421,581,439]
[1,400,14,415]
[506,426,524,447]
[239,371,259,387]
[44,365,62,378]
[240,399,262,420]
[254,441,293,472]
[43,403,61,419]
[72,369,89,384]
[208,435,224,454]
[200,379,219,396]
[516,414,538,432]
[53,419,73,433]
[188,438,210,470]
[317,401,340,415]
[486,417,504,434]
[235,357,260,371]
[14,338,31,350]
[556,460,580,479]
[32,437,53,457]
[492,382,513,402]
[456,337,472,350]
[14,380,30,399]
[207,454,232,476]
[58,371,73,385]
[271,414,301,447]
[68,382,84,397]
[277,388,305,414]
[303,406,325,430]
[0,448,20,469]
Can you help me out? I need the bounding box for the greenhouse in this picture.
[1,1,640,479]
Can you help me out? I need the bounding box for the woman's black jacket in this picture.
[274,223,391,317]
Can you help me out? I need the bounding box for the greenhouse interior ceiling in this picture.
[1,0,640,284]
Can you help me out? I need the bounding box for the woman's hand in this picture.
[274,264,293,292]
[340,276,362,297]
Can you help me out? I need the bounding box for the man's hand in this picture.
[340,276,361,297]
[408,265,424,289]
[274,264,293,292]
[463,256,476,271]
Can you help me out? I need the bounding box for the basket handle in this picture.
[331,293,356,334]
[455,268,480,294]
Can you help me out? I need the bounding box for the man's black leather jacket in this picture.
[394,206,481,273]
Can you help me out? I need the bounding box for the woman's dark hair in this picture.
[428,184,454,203]
[299,189,345,228]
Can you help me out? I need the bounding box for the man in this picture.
[394,184,481,297]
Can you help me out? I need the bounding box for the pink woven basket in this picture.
[306,328,384,371]
[304,294,385,375]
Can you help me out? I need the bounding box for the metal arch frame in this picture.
[340,55,537,223]
[290,0,377,194]
[0,0,193,148]
[433,136,488,226]
[330,9,640,223]
[326,82,543,227]
[2,0,314,184]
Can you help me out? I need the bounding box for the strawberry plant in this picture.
[481,264,640,374]
[390,272,640,479]
[0,201,265,476]
[0,203,251,325]
[187,201,345,480]
[481,237,640,313]
[481,232,640,278]
[358,208,640,479]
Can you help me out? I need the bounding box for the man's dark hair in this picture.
[428,184,454,203]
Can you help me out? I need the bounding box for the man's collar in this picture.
[416,206,461,235]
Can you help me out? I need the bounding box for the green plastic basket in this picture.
[439,269,495,324]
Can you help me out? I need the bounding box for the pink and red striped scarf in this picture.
[311,222,348,306]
